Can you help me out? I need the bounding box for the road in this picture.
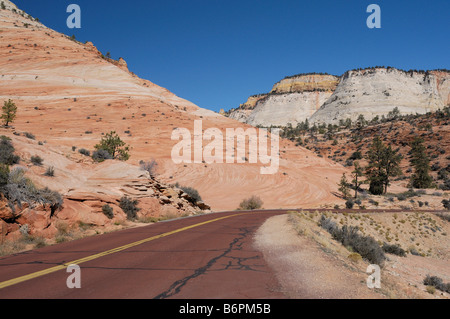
[0,211,286,299]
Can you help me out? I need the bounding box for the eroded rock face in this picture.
[310,68,450,124]
[228,68,450,126]
[246,91,334,127]
[270,74,339,94]
[229,74,338,126]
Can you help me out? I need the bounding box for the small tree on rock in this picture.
[1,99,17,127]
[94,131,130,161]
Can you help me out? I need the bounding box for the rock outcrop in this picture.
[228,68,450,126]
[229,74,338,127]
[310,68,450,124]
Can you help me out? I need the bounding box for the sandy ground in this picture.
[254,214,383,299]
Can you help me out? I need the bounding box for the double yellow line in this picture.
[0,213,243,290]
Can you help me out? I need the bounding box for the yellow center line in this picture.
[0,213,245,290]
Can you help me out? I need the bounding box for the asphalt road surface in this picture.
[0,211,287,299]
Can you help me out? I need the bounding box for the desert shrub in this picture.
[30,155,43,166]
[319,215,385,265]
[102,204,114,219]
[119,196,140,221]
[439,178,450,190]
[0,136,20,165]
[318,214,338,233]
[139,159,158,178]
[436,213,450,222]
[345,199,354,209]
[36,187,63,217]
[382,243,406,256]
[24,132,35,140]
[239,195,263,210]
[348,252,362,263]
[180,186,202,204]
[92,149,113,162]
[423,275,450,293]
[349,151,362,160]
[0,163,9,188]
[78,148,90,156]
[2,167,63,215]
[4,167,38,211]
[44,166,54,177]
[442,199,450,211]
[425,285,436,294]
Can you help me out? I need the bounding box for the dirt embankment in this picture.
[254,211,450,299]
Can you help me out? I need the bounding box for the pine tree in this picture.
[352,161,364,199]
[365,136,402,195]
[338,173,350,199]
[1,99,17,127]
[409,137,433,188]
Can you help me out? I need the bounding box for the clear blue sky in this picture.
[14,0,450,112]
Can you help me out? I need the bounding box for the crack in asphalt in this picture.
[153,227,262,299]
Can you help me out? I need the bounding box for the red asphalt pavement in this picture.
[0,211,287,299]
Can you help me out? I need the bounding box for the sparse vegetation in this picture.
[318,214,385,265]
[140,159,158,178]
[102,204,114,219]
[44,166,55,177]
[92,149,113,162]
[30,155,43,166]
[179,185,202,204]
[423,275,450,294]
[382,242,406,256]
[1,167,63,215]
[0,136,20,165]
[238,195,263,210]
[24,132,35,140]
[78,148,90,156]
[442,199,450,211]
[119,196,140,221]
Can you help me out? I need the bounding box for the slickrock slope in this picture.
[0,0,347,243]
[310,68,450,125]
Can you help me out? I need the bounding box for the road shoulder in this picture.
[253,213,384,299]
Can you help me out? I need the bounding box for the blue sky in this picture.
[14,0,450,112]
